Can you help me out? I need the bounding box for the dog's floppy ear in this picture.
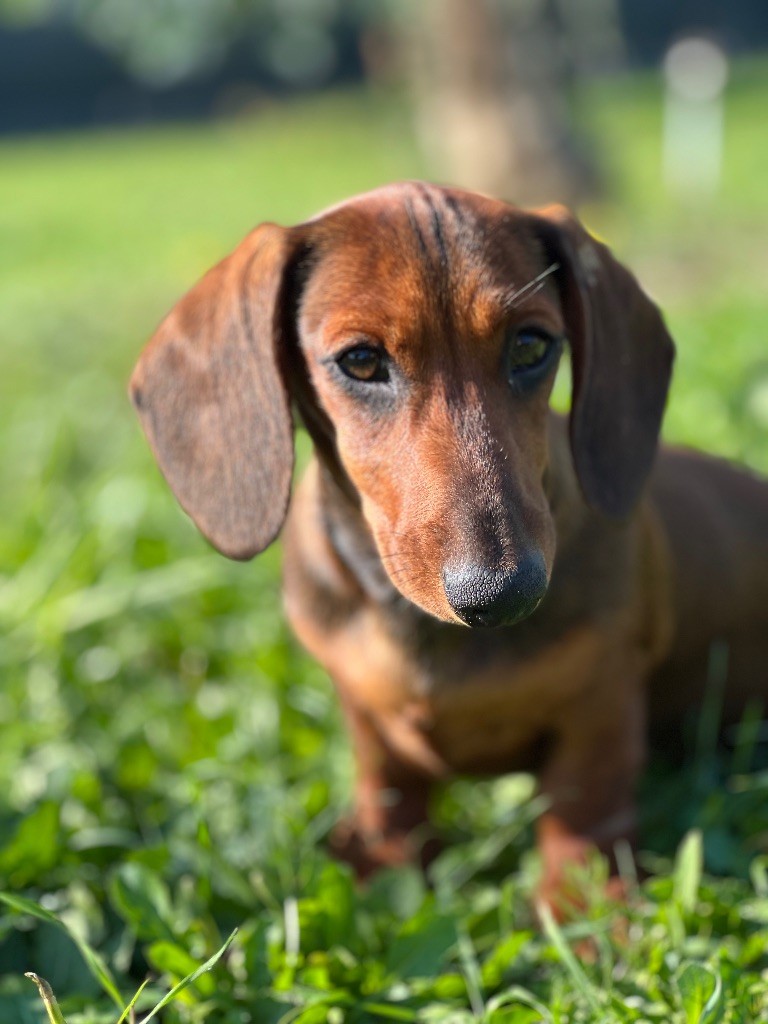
[533,206,675,519]
[130,223,300,560]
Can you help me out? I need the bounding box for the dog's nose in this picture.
[443,553,548,628]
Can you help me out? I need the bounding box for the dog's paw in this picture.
[538,871,631,918]
[329,817,441,880]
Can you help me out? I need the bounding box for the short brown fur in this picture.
[132,183,768,910]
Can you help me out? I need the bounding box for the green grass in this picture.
[1,65,768,1022]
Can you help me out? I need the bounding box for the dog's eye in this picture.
[337,345,389,383]
[506,326,561,388]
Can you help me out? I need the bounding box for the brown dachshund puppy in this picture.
[131,182,768,909]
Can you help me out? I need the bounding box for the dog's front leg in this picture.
[329,695,442,879]
[535,675,646,915]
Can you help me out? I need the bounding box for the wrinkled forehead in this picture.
[298,184,557,345]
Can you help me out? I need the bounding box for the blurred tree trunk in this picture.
[403,0,620,206]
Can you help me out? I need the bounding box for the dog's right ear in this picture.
[130,224,301,560]
[530,206,675,520]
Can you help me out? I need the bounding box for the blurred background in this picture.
[1,1,768,1017]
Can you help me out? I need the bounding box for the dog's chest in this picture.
[423,623,607,773]
[334,608,609,776]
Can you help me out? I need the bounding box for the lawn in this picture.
[1,64,768,1023]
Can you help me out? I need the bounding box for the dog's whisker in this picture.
[503,262,560,311]
[379,549,422,567]
[386,565,425,580]
[383,566,425,584]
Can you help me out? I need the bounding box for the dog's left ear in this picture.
[532,206,675,519]
[130,223,302,560]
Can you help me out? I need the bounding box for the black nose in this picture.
[443,553,548,628]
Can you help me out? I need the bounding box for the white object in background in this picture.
[662,37,729,197]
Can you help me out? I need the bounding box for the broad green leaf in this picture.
[108,862,175,942]
[316,861,355,949]
[147,940,216,996]
[365,866,426,921]
[676,962,724,1024]
[386,908,457,980]
[481,933,532,989]
[0,803,60,887]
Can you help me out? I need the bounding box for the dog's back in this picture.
[648,447,768,730]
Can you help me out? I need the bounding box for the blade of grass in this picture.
[730,700,764,776]
[1,557,229,664]
[358,1003,418,1021]
[456,926,485,1019]
[694,641,729,774]
[51,557,226,633]
[25,973,68,1024]
[485,986,553,1022]
[138,928,237,1023]
[750,855,768,897]
[538,903,604,1016]
[673,830,703,914]
[1,891,124,1010]
[116,979,152,1024]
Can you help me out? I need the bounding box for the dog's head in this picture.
[131,183,673,627]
